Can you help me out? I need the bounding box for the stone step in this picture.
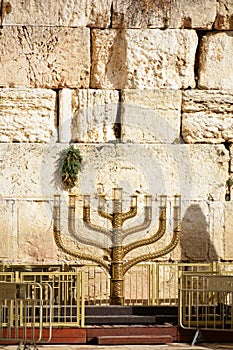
[85,305,178,316]
[85,305,179,325]
[86,325,177,344]
[97,334,173,345]
[85,305,133,316]
[85,315,157,325]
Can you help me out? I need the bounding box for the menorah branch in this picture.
[53,190,181,305]
[53,195,110,273]
[121,195,137,222]
[123,221,181,275]
[68,195,111,254]
[123,206,152,239]
[53,226,110,273]
[123,207,166,257]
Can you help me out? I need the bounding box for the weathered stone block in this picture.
[182,90,233,144]
[121,89,181,143]
[18,201,57,263]
[224,202,233,260]
[0,26,90,88]
[91,29,198,89]
[112,0,172,29]
[1,0,112,27]
[0,200,15,261]
[112,0,216,29]
[214,0,233,30]
[0,144,228,201]
[198,31,233,89]
[0,143,229,264]
[173,200,222,261]
[0,88,57,143]
[59,89,120,143]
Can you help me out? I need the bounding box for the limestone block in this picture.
[1,0,112,27]
[0,144,62,198]
[0,143,228,201]
[121,89,182,143]
[112,0,172,28]
[214,0,233,30]
[91,29,198,89]
[182,90,233,144]
[112,0,216,29]
[174,200,223,261]
[208,201,225,260]
[18,201,57,263]
[0,200,15,261]
[198,31,233,89]
[59,89,120,143]
[224,202,233,260]
[0,88,57,143]
[0,26,90,88]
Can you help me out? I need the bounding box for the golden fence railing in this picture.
[1,261,233,313]
[0,282,52,346]
[179,272,233,331]
[20,271,85,327]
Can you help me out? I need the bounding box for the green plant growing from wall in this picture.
[61,146,82,190]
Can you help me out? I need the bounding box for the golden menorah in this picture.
[53,188,181,305]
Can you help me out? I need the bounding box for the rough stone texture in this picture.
[0,200,57,263]
[91,29,198,89]
[18,201,57,262]
[0,200,15,261]
[121,89,182,143]
[112,0,216,29]
[0,143,229,264]
[0,89,57,143]
[0,26,90,88]
[0,144,228,200]
[1,0,112,27]
[224,202,233,260]
[198,31,233,90]
[59,89,120,143]
[172,200,223,261]
[214,0,233,30]
[182,90,233,144]
[112,0,172,28]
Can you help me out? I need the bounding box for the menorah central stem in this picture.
[111,199,124,304]
[110,246,124,305]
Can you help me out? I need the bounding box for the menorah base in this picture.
[110,277,124,305]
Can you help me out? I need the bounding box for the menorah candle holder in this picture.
[53,188,181,305]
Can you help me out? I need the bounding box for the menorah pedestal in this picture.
[110,279,124,305]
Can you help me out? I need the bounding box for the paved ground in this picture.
[1,343,233,350]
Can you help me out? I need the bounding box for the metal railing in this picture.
[0,282,52,346]
[20,271,85,327]
[78,262,215,305]
[179,272,233,331]
[1,261,233,312]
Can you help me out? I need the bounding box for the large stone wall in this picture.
[1,0,233,265]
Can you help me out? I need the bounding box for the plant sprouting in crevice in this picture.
[60,146,83,190]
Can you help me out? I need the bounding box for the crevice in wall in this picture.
[113,90,122,142]
[223,141,232,201]
[110,1,113,28]
[194,30,208,87]
[89,28,93,89]
[54,89,60,143]
[0,0,2,27]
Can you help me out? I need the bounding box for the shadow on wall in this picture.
[180,204,218,262]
